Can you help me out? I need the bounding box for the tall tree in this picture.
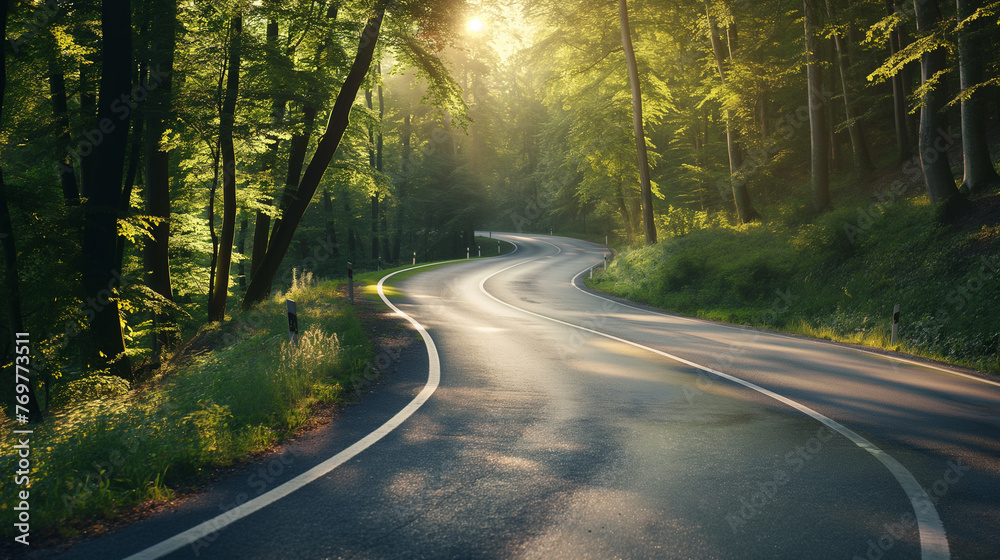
[705,1,760,223]
[47,52,80,205]
[80,0,133,380]
[144,0,177,355]
[243,7,387,309]
[955,0,1000,193]
[805,0,832,212]
[209,14,243,322]
[912,0,958,203]
[251,17,282,281]
[619,0,656,244]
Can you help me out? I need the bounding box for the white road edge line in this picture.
[482,236,949,560]
[123,262,449,560]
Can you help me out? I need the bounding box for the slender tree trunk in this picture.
[392,112,412,262]
[913,0,958,203]
[243,8,386,309]
[956,0,1000,192]
[208,147,220,308]
[616,179,633,245]
[826,0,874,173]
[885,0,912,160]
[209,15,242,322]
[144,0,176,356]
[48,61,80,204]
[251,19,282,281]
[78,62,96,197]
[80,0,133,380]
[705,2,760,223]
[322,189,339,262]
[237,216,247,289]
[345,200,356,261]
[366,85,380,259]
[619,0,656,243]
[270,105,316,242]
[806,0,832,212]
[116,53,147,276]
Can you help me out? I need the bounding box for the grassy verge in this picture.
[587,193,1000,375]
[0,280,370,539]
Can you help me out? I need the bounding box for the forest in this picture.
[2,0,1000,542]
[1,0,999,457]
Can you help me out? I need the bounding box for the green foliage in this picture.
[0,279,369,537]
[592,188,1000,374]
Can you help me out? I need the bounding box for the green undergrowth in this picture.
[0,279,371,538]
[589,193,1000,375]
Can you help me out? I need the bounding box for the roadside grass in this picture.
[0,279,371,538]
[588,192,1000,375]
[0,235,515,540]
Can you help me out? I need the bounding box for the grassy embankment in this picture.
[587,181,1000,375]
[0,236,513,539]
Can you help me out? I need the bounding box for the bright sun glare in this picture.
[467,16,484,34]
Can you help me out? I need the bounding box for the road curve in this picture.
[55,233,1000,560]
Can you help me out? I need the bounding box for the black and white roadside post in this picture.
[467,246,470,260]
[378,256,382,272]
[478,245,481,257]
[412,251,416,265]
[348,262,354,303]
[286,299,299,345]
[891,304,900,345]
[498,243,501,255]
[604,254,608,271]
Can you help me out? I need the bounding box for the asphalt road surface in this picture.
[54,233,1000,560]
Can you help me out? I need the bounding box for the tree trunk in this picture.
[144,0,176,356]
[270,105,317,244]
[619,0,656,243]
[243,8,386,309]
[956,0,1000,193]
[806,0,832,212]
[366,85,380,259]
[826,0,874,173]
[392,112,412,262]
[705,2,760,223]
[80,0,133,380]
[1,0,43,419]
[209,15,242,322]
[78,62,96,198]
[250,19,282,282]
[237,216,247,289]
[885,0,912,160]
[913,0,958,203]
[48,61,80,204]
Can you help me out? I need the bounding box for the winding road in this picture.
[56,233,1000,559]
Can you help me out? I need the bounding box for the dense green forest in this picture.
[2,0,999,412]
[2,0,1000,540]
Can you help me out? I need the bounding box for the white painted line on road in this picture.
[481,236,949,560]
[123,263,448,560]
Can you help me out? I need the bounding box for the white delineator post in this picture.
[286,299,299,345]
